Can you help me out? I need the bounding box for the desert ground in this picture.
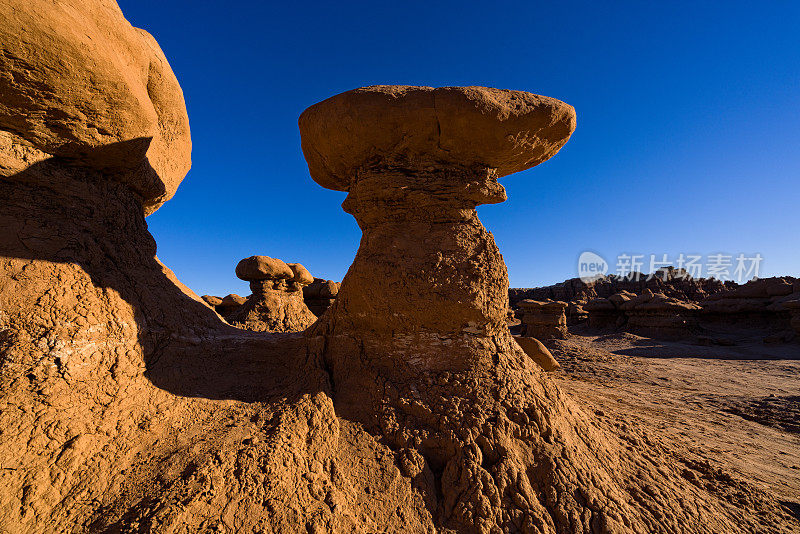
[549,328,800,517]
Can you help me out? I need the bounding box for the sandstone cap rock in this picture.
[298,85,576,191]
[518,299,568,311]
[287,263,314,286]
[235,256,293,282]
[0,0,191,215]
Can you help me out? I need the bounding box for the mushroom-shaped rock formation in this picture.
[228,256,317,332]
[298,86,782,532]
[235,255,294,282]
[300,86,576,343]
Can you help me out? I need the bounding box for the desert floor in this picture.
[548,327,800,520]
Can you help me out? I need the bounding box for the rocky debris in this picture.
[303,278,341,316]
[296,85,786,532]
[517,299,568,339]
[227,256,317,332]
[513,336,560,371]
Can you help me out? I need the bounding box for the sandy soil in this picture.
[548,326,800,522]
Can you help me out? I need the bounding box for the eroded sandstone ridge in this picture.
[0,2,796,531]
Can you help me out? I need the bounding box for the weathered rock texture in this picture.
[303,278,341,316]
[298,85,791,532]
[517,300,569,340]
[0,0,191,215]
[0,5,425,532]
[228,256,317,332]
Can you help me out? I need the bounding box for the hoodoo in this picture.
[299,85,787,532]
[229,255,318,332]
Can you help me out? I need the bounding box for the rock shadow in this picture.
[0,141,327,404]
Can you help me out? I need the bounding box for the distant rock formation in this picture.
[784,297,800,336]
[511,268,728,325]
[216,293,248,315]
[228,256,317,332]
[580,277,798,342]
[303,278,341,316]
[700,277,798,342]
[517,299,568,339]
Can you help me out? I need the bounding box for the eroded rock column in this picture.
[229,255,317,332]
[298,85,771,533]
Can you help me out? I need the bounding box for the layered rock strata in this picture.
[517,299,569,340]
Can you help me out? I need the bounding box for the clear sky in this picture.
[119,0,800,298]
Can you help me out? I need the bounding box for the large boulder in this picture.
[0,0,191,214]
[513,336,560,371]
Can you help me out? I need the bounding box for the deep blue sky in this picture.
[120,1,800,297]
